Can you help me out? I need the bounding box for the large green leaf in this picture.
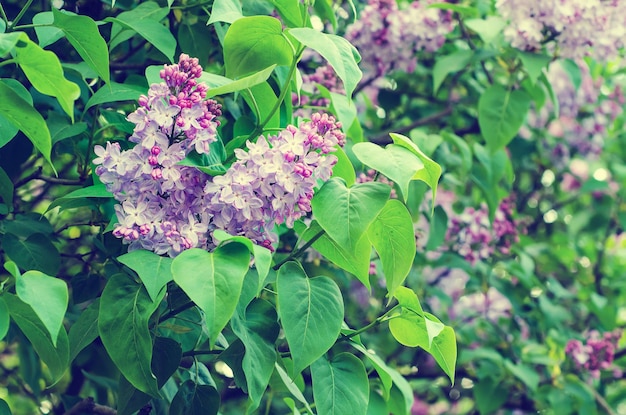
[0,79,30,148]
[4,294,69,383]
[367,200,415,297]
[0,297,9,341]
[230,299,279,413]
[432,49,473,93]
[295,220,370,288]
[16,271,68,347]
[171,243,250,348]
[276,262,344,375]
[2,233,60,275]
[52,9,109,84]
[223,16,293,79]
[272,0,305,27]
[389,133,442,205]
[0,81,52,165]
[288,27,362,98]
[207,0,243,25]
[118,250,173,302]
[206,65,276,97]
[68,299,100,362]
[478,84,531,152]
[464,16,506,44]
[310,353,369,415]
[85,82,146,110]
[98,273,163,396]
[352,142,424,202]
[170,380,220,415]
[311,178,390,251]
[106,2,175,63]
[13,33,80,121]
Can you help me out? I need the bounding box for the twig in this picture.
[63,397,117,415]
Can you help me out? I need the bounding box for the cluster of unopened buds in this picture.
[94,54,344,256]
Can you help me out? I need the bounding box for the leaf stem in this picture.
[340,306,399,340]
[8,0,33,31]
[0,3,8,26]
[158,300,196,323]
[272,229,325,271]
[181,349,223,357]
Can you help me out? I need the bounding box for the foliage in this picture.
[0,0,625,414]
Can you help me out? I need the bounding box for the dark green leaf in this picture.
[85,82,146,109]
[2,233,60,275]
[223,16,293,78]
[171,243,250,348]
[52,9,110,84]
[170,380,220,415]
[478,85,531,152]
[0,297,9,341]
[118,250,173,302]
[311,353,369,415]
[277,262,344,375]
[105,16,176,63]
[0,167,13,211]
[425,205,448,251]
[98,274,163,396]
[47,184,113,212]
[0,398,10,415]
[68,299,100,362]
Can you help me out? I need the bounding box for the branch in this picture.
[63,397,117,415]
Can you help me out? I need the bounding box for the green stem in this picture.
[181,349,223,357]
[340,306,399,341]
[158,301,196,323]
[0,2,8,26]
[8,0,34,31]
[272,229,325,270]
[0,59,16,69]
[12,23,48,29]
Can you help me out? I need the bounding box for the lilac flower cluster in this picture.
[345,0,454,80]
[566,330,622,378]
[94,55,344,256]
[496,0,626,61]
[445,197,521,264]
[524,60,623,161]
[204,113,344,249]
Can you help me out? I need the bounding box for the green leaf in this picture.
[52,9,110,84]
[4,294,69,383]
[13,33,80,121]
[223,16,293,78]
[473,378,509,415]
[68,299,100,362]
[311,353,369,415]
[352,142,424,202]
[47,184,113,212]
[274,363,314,414]
[272,0,305,27]
[118,250,173,302]
[518,51,551,84]
[295,220,370,288]
[539,71,559,117]
[504,360,539,392]
[277,262,344,375]
[212,230,272,293]
[206,64,276,97]
[0,167,13,211]
[389,133,442,205]
[16,271,68,347]
[311,177,390,250]
[425,205,448,251]
[241,81,281,131]
[478,85,531,152]
[0,81,52,166]
[561,59,582,90]
[106,13,176,63]
[47,113,87,145]
[0,297,9,341]
[0,79,30,147]
[0,32,22,56]
[464,16,506,44]
[85,82,146,109]
[208,0,243,25]
[0,398,10,415]
[331,146,356,187]
[367,200,416,297]
[441,131,472,173]
[171,243,250,348]
[428,326,457,385]
[288,27,362,98]
[230,299,279,413]
[170,380,220,415]
[2,233,60,275]
[98,274,163,396]
[388,287,428,348]
[432,49,473,93]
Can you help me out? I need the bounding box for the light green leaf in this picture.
[427,325,457,385]
[171,244,250,348]
[352,142,424,202]
[432,49,473,93]
[0,81,52,166]
[518,51,551,84]
[295,220,370,288]
[277,262,344,375]
[425,205,448,251]
[274,363,314,415]
[331,146,356,187]
[98,274,163,396]
[13,33,80,121]
[46,184,113,212]
[367,200,416,297]
[16,271,68,347]
[504,360,539,392]
[478,84,531,152]
[311,353,369,415]
[272,0,305,28]
[311,177,390,250]
[4,294,69,384]
[206,64,276,97]
[85,82,145,109]
[32,12,63,48]
[388,287,428,348]
[389,133,442,206]
[0,79,30,147]
[0,32,22,56]
[223,16,293,79]
[208,0,243,25]
[68,299,100,362]
[464,16,506,44]
[0,297,9,341]
[52,9,110,84]
[118,250,173,302]
[288,27,362,98]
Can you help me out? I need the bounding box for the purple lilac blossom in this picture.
[566,330,622,378]
[94,55,344,256]
[345,0,454,81]
[496,0,626,61]
[293,63,344,118]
